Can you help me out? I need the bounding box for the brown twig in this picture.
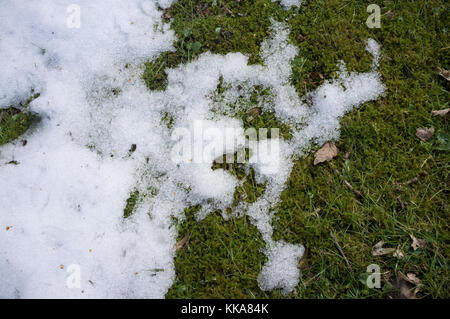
[330,164,364,199]
[328,229,352,272]
[396,196,408,211]
[222,4,235,17]
[343,179,364,199]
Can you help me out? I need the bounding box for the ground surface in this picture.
[1,0,448,298]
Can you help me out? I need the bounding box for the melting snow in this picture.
[274,0,303,10]
[0,0,383,298]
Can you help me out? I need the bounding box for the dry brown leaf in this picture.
[392,273,421,299]
[385,10,395,20]
[410,234,426,250]
[398,279,418,299]
[415,127,435,142]
[431,108,450,118]
[406,273,421,286]
[437,67,450,81]
[162,9,171,20]
[175,231,190,251]
[372,240,395,256]
[314,142,338,165]
[297,34,307,42]
[246,107,261,116]
[393,245,404,259]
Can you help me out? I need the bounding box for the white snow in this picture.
[273,0,303,10]
[258,241,305,294]
[0,1,384,298]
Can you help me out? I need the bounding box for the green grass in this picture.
[1,0,448,299]
[0,93,40,145]
[159,0,449,298]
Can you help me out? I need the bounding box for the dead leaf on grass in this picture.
[314,142,338,165]
[392,278,419,299]
[246,107,261,116]
[385,10,395,20]
[431,108,450,118]
[437,67,450,81]
[415,127,435,142]
[393,245,404,259]
[175,231,190,251]
[372,240,395,256]
[410,234,426,250]
[405,273,421,286]
[396,272,422,298]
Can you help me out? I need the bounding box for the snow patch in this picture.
[0,1,384,298]
[258,241,305,294]
[273,0,303,10]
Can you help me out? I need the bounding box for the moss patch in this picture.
[153,0,449,298]
[0,93,40,146]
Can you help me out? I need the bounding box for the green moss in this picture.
[157,0,449,298]
[166,206,273,298]
[123,190,140,218]
[0,93,40,146]
[143,0,292,90]
[271,0,450,298]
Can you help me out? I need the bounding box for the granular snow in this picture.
[0,0,383,297]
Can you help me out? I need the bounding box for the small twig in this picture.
[396,196,408,211]
[330,164,364,199]
[222,4,235,17]
[343,179,364,199]
[328,229,352,272]
[405,177,418,185]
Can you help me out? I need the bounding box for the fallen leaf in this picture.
[175,231,190,251]
[406,273,421,286]
[372,240,395,256]
[393,278,418,299]
[314,142,338,165]
[437,67,450,81]
[311,72,324,80]
[5,226,12,231]
[415,127,435,142]
[410,234,426,250]
[162,9,171,20]
[393,245,404,259]
[385,10,395,20]
[59,264,64,270]
[297,34,307,42]
[246,107,261,117]
[431,108,450,118]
